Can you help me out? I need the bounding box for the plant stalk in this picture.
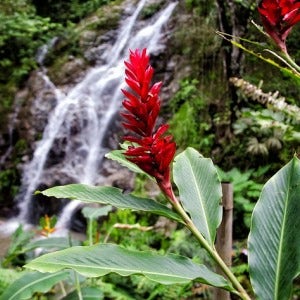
[282,51,300,74]
[264,49,300,77]
[169,191,251,300]
[74,270,83,300]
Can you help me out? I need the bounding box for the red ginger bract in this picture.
[121,48,176,200]
[122,48,161,137]
[258,0,300,53]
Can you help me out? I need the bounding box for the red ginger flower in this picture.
[258,0,300,53]
[121,49,176,200]
[121,48,162,137]
[125,124,176,182]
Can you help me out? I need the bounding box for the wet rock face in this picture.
[51,57,87,85]
[13,71,58,152]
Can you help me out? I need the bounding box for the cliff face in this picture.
[0,0,193,224]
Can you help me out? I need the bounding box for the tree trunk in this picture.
[214,1,255,141]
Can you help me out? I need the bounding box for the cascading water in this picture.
[9,0,177,232]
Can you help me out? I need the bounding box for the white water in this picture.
[8,0,177,233]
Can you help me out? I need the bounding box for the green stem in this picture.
[88,220,93,246]
[283,51,300,74]
[68,233,83,299]
[169,192,251,300]
[74,270,83,300]
[59,281,67,297]
[264,49,300,77]
[87,220,97,286]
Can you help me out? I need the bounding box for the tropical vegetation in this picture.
[0,0,299,299]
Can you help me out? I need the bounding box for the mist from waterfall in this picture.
[9,0,177,232]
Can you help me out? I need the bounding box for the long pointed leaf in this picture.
[248,157,300,300]
[37,184,182,223]
[173,147,222,245]
[25,243,233,291]
[0,271,70,300]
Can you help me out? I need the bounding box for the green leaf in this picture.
[105,149,152,178]
[22,237,82,253]
[25,243,233,291]
[173,147,222,245]
[37,184,182,223]
[0,271,70,300]
[248,157,300,300]
[0,269,22,293]
[81,205,113,220]
[62,287,104,300]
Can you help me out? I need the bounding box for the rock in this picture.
[84,43,112,65]
[53,58,87,85]
[79,30,98,49]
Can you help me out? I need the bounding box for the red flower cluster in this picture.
[121,49,176,199]
[258,0,300,53]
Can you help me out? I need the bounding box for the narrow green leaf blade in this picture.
[25,243,233,291]
[0,271,69,300]
[173,147,222,245]
[248,157,300,300]
[38,184,182,223]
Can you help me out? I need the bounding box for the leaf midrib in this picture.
[184,157,211,245]
[274,163,293,299]
[30,260,201,280]
[7,272,67,300]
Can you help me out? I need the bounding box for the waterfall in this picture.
[10,0,177,232]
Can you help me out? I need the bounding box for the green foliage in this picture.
[0,1,299,298]
[248,157,300,300]
[0,271,70,300]
[2,225,35,267]
[23,150,300,299]
[0,268,21,296]
[0,169,19,200]
[25,243,232,289]
[0,12,62,84]
[234,108,300,163]
[173,148,222,246]
[32,0,116,24]
[217,167,268,238]
[0,0,34,14]
[62,286,104,300]
[0,8,64,112]
[0,139,28,211]
[97,222,210,299]
[37,184,183,223]
[82,205,112,245]
[140,2,163,20]
[172,3,220,77]
[169,79,214,154]
[184,0,215,16]
[1,225,81,268]
[77,4,121,32]
[99,274,196,300]
[1,149,300,299]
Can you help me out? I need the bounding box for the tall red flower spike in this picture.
[121,49,176,201]
[121,48,162,137]
[258,0,300,53]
